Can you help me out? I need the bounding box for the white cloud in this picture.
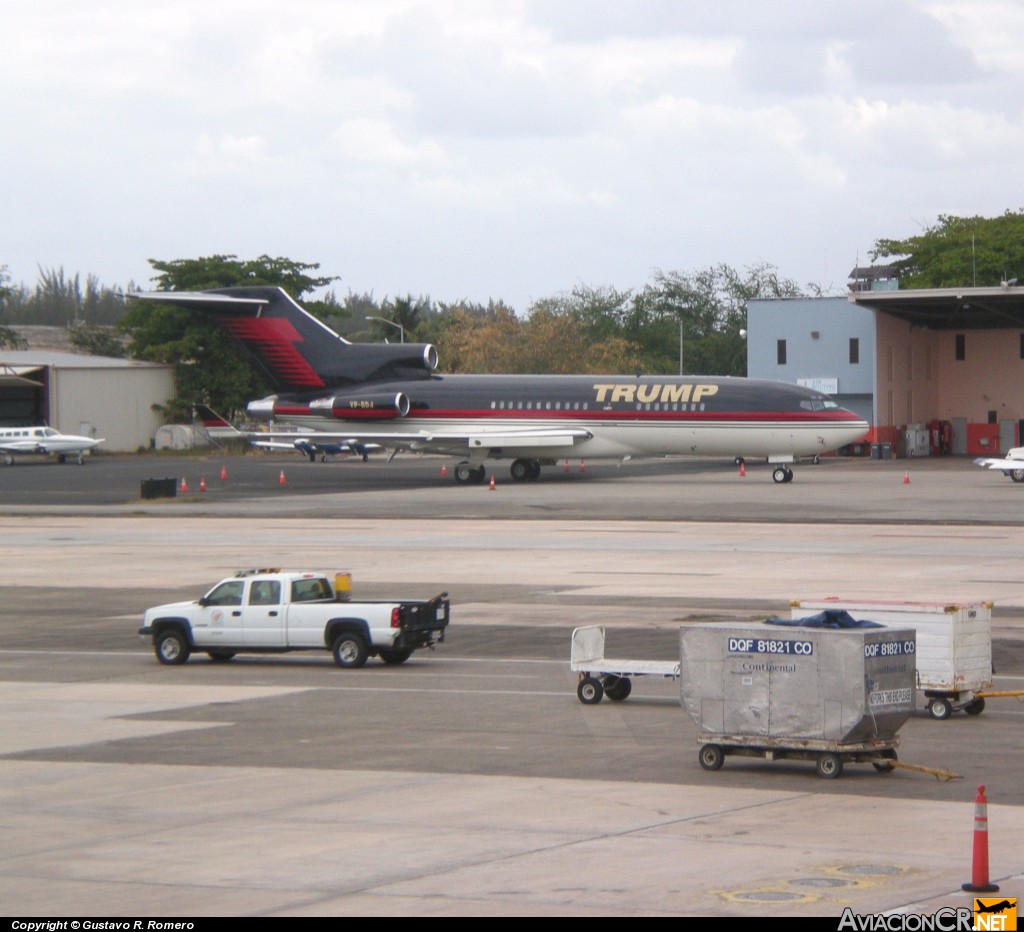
[1,0,1022,308]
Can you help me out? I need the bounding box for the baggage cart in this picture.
[681,621,916,778]
[790,599,993,720]
[570,625,679,704]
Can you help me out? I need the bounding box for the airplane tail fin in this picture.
[128,286,437,391]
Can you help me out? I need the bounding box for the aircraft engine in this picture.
[309,392,411,420]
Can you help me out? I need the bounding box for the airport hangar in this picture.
[747,276,1024,459]
[0,350,174,452]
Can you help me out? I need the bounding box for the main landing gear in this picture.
[452,458,543,484]
[509,458,541,482]
[453,462,487,484]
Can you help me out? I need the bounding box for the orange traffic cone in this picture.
[441,465,447,478]
[278,469,287,485]
[489,475,496,490]
[180,477,188,493]
[563,459,570,473]
[199,476,207,492]
[903,471,910,484]
[962,785,1000,892]
[220,464,227,480]
[579,459,586,473]
[739,462,746,477]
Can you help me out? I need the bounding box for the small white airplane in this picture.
[974,448,1024,482]
[0,425,104,465]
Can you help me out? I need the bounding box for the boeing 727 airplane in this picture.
[128,286,869,484]
[0,425,103,465]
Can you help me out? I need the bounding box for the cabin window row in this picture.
[491,401,591,411]
[488,400,708,412]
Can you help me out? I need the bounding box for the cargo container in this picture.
[680,621,916,778]
[790,599,992,720]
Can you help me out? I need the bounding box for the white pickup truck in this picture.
[138,569,449,668]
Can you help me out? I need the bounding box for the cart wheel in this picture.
[872,750,898,773]
[605,676,632,701]
[577,676,604,705]
[964,697,986,716]
[698,744,725,771]
[815,752,843,779]
[927,698,953,720]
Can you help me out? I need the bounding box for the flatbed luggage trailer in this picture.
[681,623,917,779]
[790,599,994,720]
[695,734,899,780]
[571,625,679,704]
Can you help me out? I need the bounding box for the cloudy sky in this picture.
[3,1,1022,310]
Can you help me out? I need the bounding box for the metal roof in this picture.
[849,285,1024,330]
[0,350,171,369]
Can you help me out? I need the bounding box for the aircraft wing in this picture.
[973,456,1024,473]
[251,426,593,456]
[252,437,379,454]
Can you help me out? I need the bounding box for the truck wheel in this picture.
[927,698,953,720]
[964,697,986,716]
[155,630,190,665]
[379,649,412,665]
[577,676,603,704]
[815,753,843,779]
[605,676,632,701]
[698,744,724,771]
[207,651,235,663]
[333,633,368,669]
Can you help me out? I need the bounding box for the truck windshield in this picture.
[205,581,244,606]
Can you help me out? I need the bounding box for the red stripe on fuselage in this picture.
[403,408,864,423]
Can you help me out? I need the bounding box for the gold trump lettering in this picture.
[593,383,719,404]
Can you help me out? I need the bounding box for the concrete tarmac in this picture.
[1,455,1022,917]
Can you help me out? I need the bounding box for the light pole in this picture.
[365,315,405,343]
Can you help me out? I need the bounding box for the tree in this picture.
[431,297,637,375]
[637,263,804,376]
[434,304,524,373]
[871,210,1024,288]
[67,322,125,358]
[147,254,335,296]
[119,255,338,420]
[0,266,23,349]
[369,294,432,343]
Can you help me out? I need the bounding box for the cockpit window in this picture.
[800,399,840,412]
